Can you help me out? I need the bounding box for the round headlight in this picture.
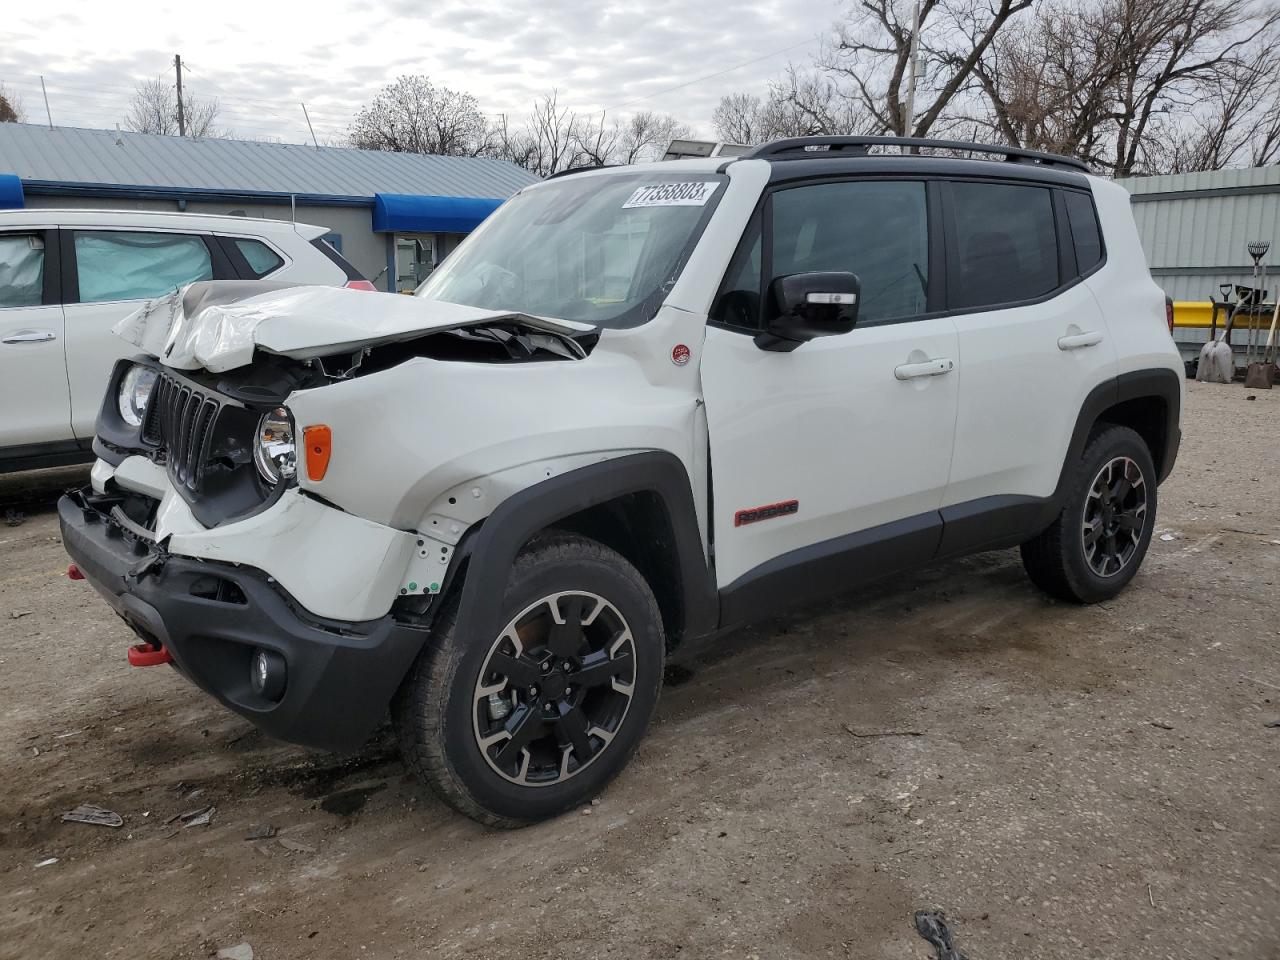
[117,364,159,428]
[253,407,297,484]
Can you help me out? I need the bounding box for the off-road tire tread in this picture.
[1020,424,1154,604]
[392,532,663,828]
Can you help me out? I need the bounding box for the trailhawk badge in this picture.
[671,344,691,366]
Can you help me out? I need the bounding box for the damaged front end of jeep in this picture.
[59,281,603,751]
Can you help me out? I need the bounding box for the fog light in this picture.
[251,648,287,701]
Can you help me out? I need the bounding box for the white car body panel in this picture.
[701,317,960,586]
[942,278,1117,506]
[1086,178,1185,381]
[1,302,71,444]
[0,209,351,453]
[286,302,707,532]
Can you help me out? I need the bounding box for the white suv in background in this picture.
[61,137,1182,827]
[0,209,372,472]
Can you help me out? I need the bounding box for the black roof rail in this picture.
[545,164,616,180]
[741,136,1090,173]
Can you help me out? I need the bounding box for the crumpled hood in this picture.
[114,281,597,373]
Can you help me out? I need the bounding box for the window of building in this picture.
[948,182,1058,310]
[74,231,212,303]
[0,233,45,308]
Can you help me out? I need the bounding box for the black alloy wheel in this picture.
[472,591,637,786]
[1081,455,1148,577]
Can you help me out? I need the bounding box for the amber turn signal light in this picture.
[303,425,332,481]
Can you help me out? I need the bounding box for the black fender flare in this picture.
[444,450,718,653]
[1062,368,1182,490]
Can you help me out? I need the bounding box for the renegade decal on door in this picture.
[734,500,799,527]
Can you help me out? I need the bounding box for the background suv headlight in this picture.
[254,407,297,484]
[117,364,159,428]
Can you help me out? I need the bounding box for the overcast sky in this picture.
[2,0,834,145]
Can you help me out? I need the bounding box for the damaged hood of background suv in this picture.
[115,281,599,373]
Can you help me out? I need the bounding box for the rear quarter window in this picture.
[1063,191,1104,275]
[233,238,285,278]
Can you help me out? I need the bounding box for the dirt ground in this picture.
[1,379,1278,960]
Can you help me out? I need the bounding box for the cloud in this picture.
[3,0,833,143]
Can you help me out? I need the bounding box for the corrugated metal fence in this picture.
[1118,166,1280,303]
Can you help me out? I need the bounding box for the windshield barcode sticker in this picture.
[622,181,720,208]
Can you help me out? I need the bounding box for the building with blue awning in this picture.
[0,123,539,292]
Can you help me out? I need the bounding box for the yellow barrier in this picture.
[1172,300,1276,330]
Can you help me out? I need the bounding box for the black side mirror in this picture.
[755,271,861,352]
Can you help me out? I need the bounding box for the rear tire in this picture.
[1020,425,1157,604]
[392,532,665,827]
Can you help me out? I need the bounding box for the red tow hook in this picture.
[67,563,85,581]
[127,643,174,667]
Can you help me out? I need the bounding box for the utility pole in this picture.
[174,54,186,137]
[301,103,319,149]
[39,75,53,128]
[901,0,921,148]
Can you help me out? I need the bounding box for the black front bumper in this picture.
[58,492,430,753]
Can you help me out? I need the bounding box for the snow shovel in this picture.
[1198,298,1236,384]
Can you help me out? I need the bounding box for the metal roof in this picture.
[1118,165,1280,197]
[1117,166,1280,302]
[0,123,539,202]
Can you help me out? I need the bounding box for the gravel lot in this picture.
[1,379,1278,960]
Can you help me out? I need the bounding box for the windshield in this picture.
[415,173,726,328]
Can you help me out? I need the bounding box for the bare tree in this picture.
[1107,0,1280,176]
[573,111,620,167]
[0,83,24,123]
[712,81,853,144]
[817,0,1034,138]
[573,109,692,165]
[125,78,219,138]
[969,2,1123,162]
[972,0,1280,175]
[489,91,587,177]
[614,111,692,163]
[348,75,489,155]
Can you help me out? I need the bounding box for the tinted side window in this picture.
[1063,191,1103,275]
[233,238,284,278]
[948,182,1058,310]
[771,180,929,324]
[74,231,212,303]
[0,233,45,307]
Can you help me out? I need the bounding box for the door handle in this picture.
[1057,330,1103,350]
[894,357,955,380]
[1,329,57,344]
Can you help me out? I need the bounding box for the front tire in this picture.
[1020,425,1157,604]
[393,532,665,827]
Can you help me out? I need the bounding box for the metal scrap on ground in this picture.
[914,910,969,960]
[60,804,123,828]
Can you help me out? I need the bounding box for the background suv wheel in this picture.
[393,532,665,827]
[1020,424,1158,604]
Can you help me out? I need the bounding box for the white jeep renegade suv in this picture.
[60,137,1182,826]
